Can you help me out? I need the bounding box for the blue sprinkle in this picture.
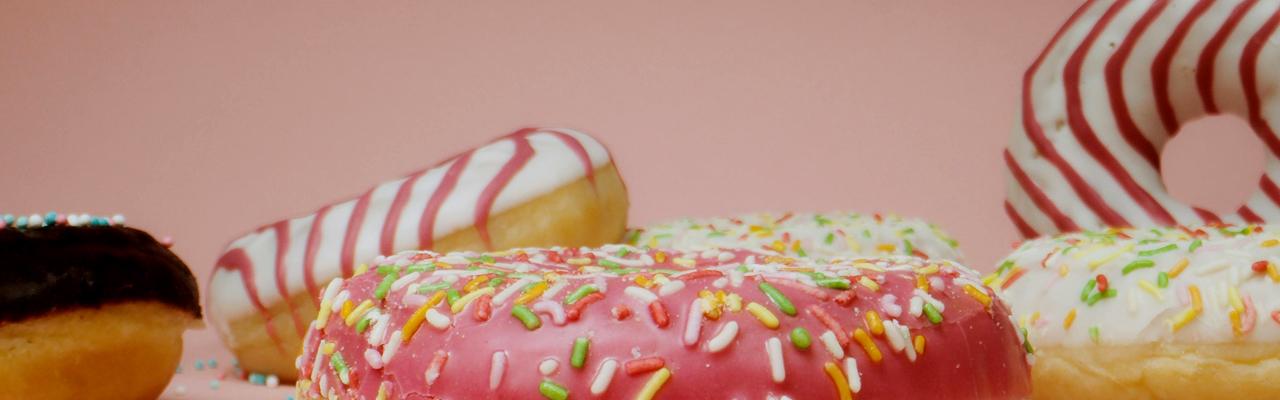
[15,216,27,227]
[208,359,218,368]
[195,360,204,370]
[209,380,220,390]
[44,212,57,225]
[2,215,13,224]
[249,373,266,385]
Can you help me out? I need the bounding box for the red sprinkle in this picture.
[1252,261,1269,273]
[807,305,849,346]
[612,304,633,320]
[1001,268,1027,290]
[1272,310,1280,325]
[1039,250,1055,268]
[649,301,670,328]
[473,295,493,322]
[676,270,725,282]
[624,357,665,375]
[833,290,858,307]
[566,292,605,321]
[1095,274,1109,293]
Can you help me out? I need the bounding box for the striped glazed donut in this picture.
[1005,0,1280,238]
[208,127,629,379]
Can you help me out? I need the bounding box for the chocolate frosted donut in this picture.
[0,213,201,400]
[295,246,1030,399]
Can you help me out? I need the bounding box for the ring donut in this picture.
[627,211,963,261]
[994,224,1280,399]
[208,127,630,379]
[295,246,1031,399]
[1004,0,1280,237]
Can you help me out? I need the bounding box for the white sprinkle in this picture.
[706,321,739,353]
[909,296,924,317]
[442,274,459,284]
[489,351,507,390]
[426,309,451,330]
[590,359,619,395]
[902,325,917,362]
[390,272,421,292]
[625,286,659,304]
[539,358,560,376]
[543,280,569,299]
[883,320,906,352]
[403,294,428,308]
[532,300,566,326]
[424,352,446,385]
[659,280,686,297]
[594,275,608,293]
[712,277,729,288]
[684,299,704,346]
[914,289,945,312]
[368,314,391,347]
[766,337,786,383]
[845,358,861,393]
[880,294,902,317]
[266,374,279,388]
[321,279,343,303]
[1127,290,1139,314]
[364,348,384,369]
[332,291,350,310]
[820,330,845,359]
[718,251,735,261]
[381,331,402,364]
[729,270,745,287]
[491,278,535,306]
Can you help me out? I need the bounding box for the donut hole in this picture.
[1161,116,1265,215]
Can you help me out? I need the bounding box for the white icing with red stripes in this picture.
[1006,0,1280,238]
[206,128,613,352]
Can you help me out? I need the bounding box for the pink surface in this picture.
[0,1,1263,398]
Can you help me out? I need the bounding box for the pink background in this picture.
[0,1,1265,398]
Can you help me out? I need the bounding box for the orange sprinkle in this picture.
[852,328,882,363]
[1063,308,1077,330]
[865,311,884,336]
[654,251,668,264]
[1189,285,1202,312]
[340,300,354,319]
[916,275,930,292]
[1000,268,1027,290]
[913,335,926,355]
[963,285,992,308]
[1169,258,1189,278]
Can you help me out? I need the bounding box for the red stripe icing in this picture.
[271,221,306,336]
[1105,0,1167,168]
[1021,0,1131,228]
[544,129,597,187]
[303,204,332,307]
[1196,0,1258,114]
[418,152,473,249]
[1005,150,1080,233]
[1005,201,1040,239]
[340,189,375,278]
[1152,0,1214,135]
[1260,175,1280,207]
[1239,205,1264,223]
[473,129,538,249]
[1241,7,1280,158]
[380,171,427,256]
[213,248,287,354]
[1192,207,1222,225]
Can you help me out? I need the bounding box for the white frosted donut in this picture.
[207,127,630,379]
[626,212,963,262]
[994,224,1280,399]
[1005,0,1280,237]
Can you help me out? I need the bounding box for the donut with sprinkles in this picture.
[627,211,963,262]
[294,246,1031,399]
[994,224,1280,399]
[208,127,630,379]
[1005,0,1280,237]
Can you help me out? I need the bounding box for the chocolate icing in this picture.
[0,225,201,324]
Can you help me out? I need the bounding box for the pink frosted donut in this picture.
[295,246,1031,399]
[209,127,630,378]
[1005,0,1280,237]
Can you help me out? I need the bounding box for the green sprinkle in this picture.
[815,278,851,290]
[488,277,506,288]
[707,231,727,238]
[355,316,372,334]
[790,327,812,350]
[1080,279,1097,301]
[1020,327,1035,354]
[795,244,808,258]
[329,352,348,377]
[922,302,943,324]
[616,247,631,257]
[570,337,590,369]
[1089,326,1100,344]
[737,264,750,273]
[406,263,435,273]
[758,282,797,316]
[1189,239,1203,253]
[997,260,1015,275]
[824,233,835,245]
[1085,289,1116,306]
[564,285,599,305]
[903,239,915,255]
[416,282,450,294]
[1122,259,1155,275]
[376,264,399,275]
[445,288,461,306]
[512,305,541,330]
[598,259,621,269]
[814,214,832,226]
[1157,272,1169,288]
[374,271,399,300]
[623,229,642,245]
[1138,244,1178,257]
[539,380,569,400]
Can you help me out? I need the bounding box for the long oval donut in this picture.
[1005,0,1280,237]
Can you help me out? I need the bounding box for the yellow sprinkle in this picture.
[1269,263,1280,283]
[1058,264,1069,277]
[463,275,491,293]
[516,282,548,305]
[654,251,668,263]
[353,263,370,277]
[1169,308,1200,332]
[1137,280,1163,301]
[725,293,743,312]
[566,257,592,265]
[315,299,334,329]
[1228,287,1243,312]
[858,276,880,291]
[913,335,926,355]
[852,262,883,272]
[425,290,447,309]
[843,236,862,253]
[673,258,696,268]
[451,286,496,314]
[634,275,653,288]
[916,275,930,291]
[1169,258,1189,278]
[876,243,896,253]
[962,285,992,308]
[1029,312,1041,327]
[634,367,672,400]
[1188,285,1202,312]
[345,300,374,326]
[745,302,780,329]
[1063,308,1077,330]
[981,273,999,287]
[375,383,388,400]
[699,290,722,319]
[1262,239,1279,248]
[768,240,787,253]
[1230,307,1243,337]
[865,311,884,336]
[320,341,335,355]
[1088,244,1134,270]
[853,328,882,363]
[401,301,432,343]
[822,362,853,400]
[646,236,659,249]
[917,265,939,275]
[340,300,354,319]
